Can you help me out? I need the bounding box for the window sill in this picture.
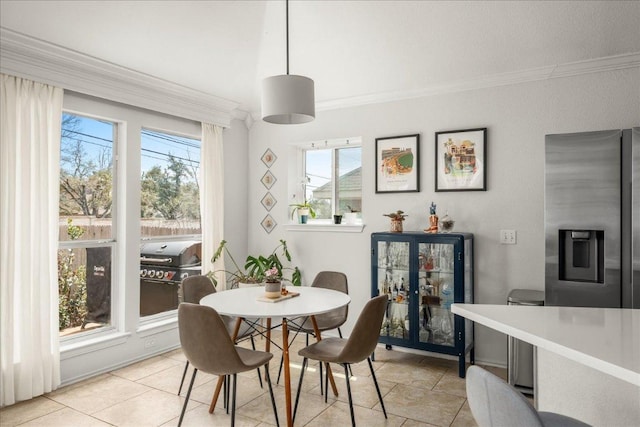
[285,223,365,233]
[60,331,131,360]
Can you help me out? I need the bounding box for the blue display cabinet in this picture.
[371,232,475,377]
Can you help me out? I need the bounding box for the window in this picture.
[139,129,202,317]
[58,113,116,337]
[298,138,362,221]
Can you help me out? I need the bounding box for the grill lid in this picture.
[140,240,202,267]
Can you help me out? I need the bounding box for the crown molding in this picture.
[4,27,636,125]
[315,52,640,112]
[0,27,238,127]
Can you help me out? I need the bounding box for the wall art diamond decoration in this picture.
[261,170,277,189]
[261,148,277,168]
[261,192,276,211]
[261,214,277,234]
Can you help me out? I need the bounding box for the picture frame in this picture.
[261,170,277,189]
[260,192,276,211]
[261,148,277,168]
[435,128,487,191]
[261,214,277,234]
[375,134,420,193]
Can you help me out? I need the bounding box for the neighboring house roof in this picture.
[312,167,361,199]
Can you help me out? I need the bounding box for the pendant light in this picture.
[261,0,315,124]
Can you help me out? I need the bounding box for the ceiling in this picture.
[1,1,639,115]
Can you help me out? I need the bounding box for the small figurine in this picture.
[383,210,408,232]
[426,202,438,233]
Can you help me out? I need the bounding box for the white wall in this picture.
[222,118,251,265]
[247,68,640,366]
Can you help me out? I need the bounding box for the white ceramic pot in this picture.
[344,212,359,225]
[238,281,262,289]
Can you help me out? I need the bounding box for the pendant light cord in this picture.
[286,0,290,75]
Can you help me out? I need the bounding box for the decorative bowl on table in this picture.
[264,282,282,299]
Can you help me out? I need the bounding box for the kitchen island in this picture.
[452,304,640,426]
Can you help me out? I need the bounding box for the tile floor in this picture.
[1,331,506,426]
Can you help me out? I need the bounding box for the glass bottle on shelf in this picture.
[404,312,410,336]
[438,282,454,345]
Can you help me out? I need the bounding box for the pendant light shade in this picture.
[262,74,315,124]
[261,0,315,124]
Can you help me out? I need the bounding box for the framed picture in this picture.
[375,134,420,193]
[435,128,487,191]
[261,214,277,234]
[261,170,277,189]
[260,192,276,211]
[261,148,277,168]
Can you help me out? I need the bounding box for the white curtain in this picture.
[200,123,226,288]
[0,74,63,406]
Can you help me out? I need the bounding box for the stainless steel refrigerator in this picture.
[545,128,639,308]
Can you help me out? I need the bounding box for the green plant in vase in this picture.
[244,239,302,286]
[208,239,302,288]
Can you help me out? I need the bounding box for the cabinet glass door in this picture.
[418,242,455,346]
[376,240,410,340]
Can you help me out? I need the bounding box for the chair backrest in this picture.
[311,271,349,324]
[311,271,348,293]
[466,365,544,427]
[178,303,246,376]
[337,295,388,364]
[181,275,216,304]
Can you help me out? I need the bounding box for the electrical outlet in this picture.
[500,229,517,245]
[144,338,156,349]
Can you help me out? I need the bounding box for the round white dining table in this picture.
[200,286,351,427]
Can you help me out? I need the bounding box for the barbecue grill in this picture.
[139,240,202,316]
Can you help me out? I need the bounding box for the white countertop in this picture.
[452,304,640,386]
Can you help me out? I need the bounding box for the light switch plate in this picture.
[500,229,517,244]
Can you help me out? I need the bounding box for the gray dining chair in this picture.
[465,365,590,427]
[293,294,388,427]
[178,275,262,396]
[177,303,278,427]
[277,271,349,393]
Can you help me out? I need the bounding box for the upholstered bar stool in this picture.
[466,365,591,427]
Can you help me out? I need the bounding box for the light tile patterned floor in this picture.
[1,331,505,426]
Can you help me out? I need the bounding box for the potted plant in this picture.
[289,200,316,224]
[290,175,316,224]
[208,239,302,288]
[208,240,261,288]
[383,210,408,232]
[344,205,360,225]
[244,239,302,286]
[263,267,282,298]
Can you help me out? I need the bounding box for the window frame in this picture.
[58,110,120,344]
[288,137,364,232]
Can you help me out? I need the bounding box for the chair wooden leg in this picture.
[178,368,197,427]
[343,364,356,427]
[231,373,237,427]
[367,357,387,418]
[265,363,280,427]
[293,357,308,424]
[178,360,189,395]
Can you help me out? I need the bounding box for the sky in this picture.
[61,113,201,178]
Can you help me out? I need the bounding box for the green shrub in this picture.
[58,219,87,331]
